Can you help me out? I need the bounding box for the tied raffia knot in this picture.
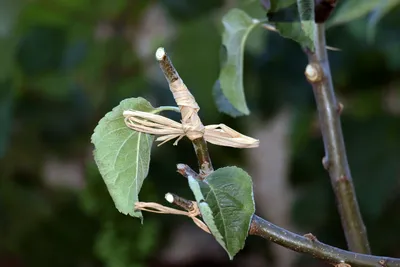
[170,77,205,141]
[134,201,210,234]
[123,47,259,149]
[123,110,259,148]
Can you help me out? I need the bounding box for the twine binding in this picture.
[127,47,259,149]
[135,201,210,234]
[124,110,259,148]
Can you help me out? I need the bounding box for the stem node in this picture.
[322,156,330,170]
[305,63,323,83]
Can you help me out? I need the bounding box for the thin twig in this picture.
[175,107,399,265]
[156,48,214,176]
[136,194,210,234]
[177,163,201,180]
[304,24,370,253]
[165,192,195,212]
[250,215,400,267]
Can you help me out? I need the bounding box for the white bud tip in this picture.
[165,193,174,203]
[176,163,185,170]
[155,47,166,61]
[305,64,316,77]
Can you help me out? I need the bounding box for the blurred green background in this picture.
[0,0,399,266]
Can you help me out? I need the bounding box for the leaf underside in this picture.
[91,97,155,219]
[218,8,261,116]
[188,166,255,259]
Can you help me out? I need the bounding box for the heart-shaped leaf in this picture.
[188,166,255,259]
[218,8,262,116]
[267,0,316,51]
[91,97,155,219]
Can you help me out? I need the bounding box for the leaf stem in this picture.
[305,24,370,253]
[153,106,180,114]
[250,215,400,267]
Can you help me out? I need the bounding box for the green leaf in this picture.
[267,0,316,51]
[218,8,262,116]
[297,0,315,49]
[212,80,243,118]
[91,97,155,219]
[188,166,255,259]
[367,0,400,42]
[327,0,382,27]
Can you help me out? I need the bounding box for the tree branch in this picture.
[304,24,370,253]
[177,153,400,266]
[250,215,400,267]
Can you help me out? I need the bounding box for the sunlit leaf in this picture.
[91,97,155,219]
[218,8,262,116]
[188,166,255,259]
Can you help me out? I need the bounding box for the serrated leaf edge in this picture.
[91,97,155,219]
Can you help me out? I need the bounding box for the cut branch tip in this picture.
[155,47,166,61]
[165,193,174,203]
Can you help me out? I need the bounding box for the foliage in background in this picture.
[1,0,400,266]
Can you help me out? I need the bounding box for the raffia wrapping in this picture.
[135,201,210,234]
[124,110,259,148]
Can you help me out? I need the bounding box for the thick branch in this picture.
[305,24,370,253]
[250,215,400,267]
[177,161,399,266]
